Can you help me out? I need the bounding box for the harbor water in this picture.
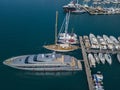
[0,0,120,90]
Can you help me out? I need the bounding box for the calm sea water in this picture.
[0,0,120,90]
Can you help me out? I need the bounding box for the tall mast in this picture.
[65,11,70,35]
[55,11,58,45]
[77,0,79,4]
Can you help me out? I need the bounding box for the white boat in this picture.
[117,53,120,63]
[93,71,104,90]
[118,36,120,42]
[63,0,77,12]
[98,53,105,64]
[63,0,86,14]
[94,53,100,64]
[97,35,107,50]
[89,33,99,49]
[104,53,112,65]
[58,33,78,44]
[71,8,86,14]
[110,36,120,50]
[3,52,82,71]
[83,35,91,49]
[110,36,119,44]
[103,35,114,50]
[88,53,96,67]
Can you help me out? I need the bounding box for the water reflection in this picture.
[15,70,81,79]
[19,71,79,76]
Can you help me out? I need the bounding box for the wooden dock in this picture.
[79,36,94,90]
[86,49,120,54]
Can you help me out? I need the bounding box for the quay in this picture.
[82,6,120,15]
[86,49,120,54]
[79,36,94,90]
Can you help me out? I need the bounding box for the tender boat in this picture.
[117,53,120,63]
[3,52,82,71]
[104,53,112,65]
[98,53,105,64]
[88,53,96,68]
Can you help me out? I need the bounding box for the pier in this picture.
[79,36,94,90]
[86,49,120,54]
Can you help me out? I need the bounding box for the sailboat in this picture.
[43,11,79,52]
[57,12,78,44]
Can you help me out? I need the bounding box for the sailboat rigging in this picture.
[43,11,79,52]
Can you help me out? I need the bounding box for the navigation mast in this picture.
[55,11,58,45]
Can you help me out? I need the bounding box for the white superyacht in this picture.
[3,52,82,71]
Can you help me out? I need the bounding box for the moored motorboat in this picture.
[110,36,119,44]
[103,35,114,50]
[118,36,120,42]
[63,0,86,14]
[117,53,120,63]
[104,53,112,65]
[83,35,91,49]
[97,35,107,50]
[98,53,105,64]
[88,53,96,67]
[93,71,104,90]
[110,36,120,50]
[63,0,77,12]
[94,53,100,64]
[89,33,99,49]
